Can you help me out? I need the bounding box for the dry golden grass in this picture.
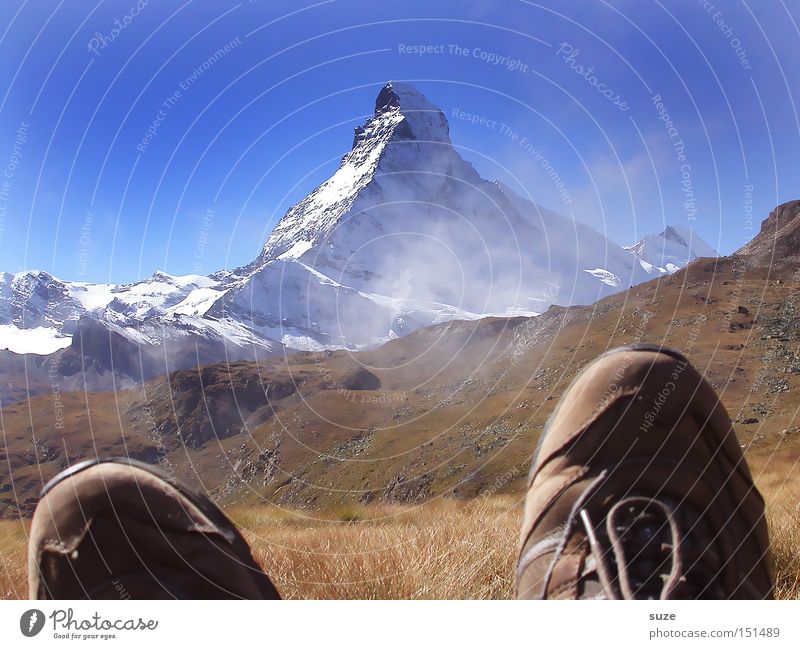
[762,484,800,600]
[0,517,29,599]
[0,489,797,600]
[230,496,520,599]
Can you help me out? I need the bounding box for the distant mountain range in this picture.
[1,197,793,515]
[0,82,715,397]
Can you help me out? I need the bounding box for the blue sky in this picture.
[0,0,797,283]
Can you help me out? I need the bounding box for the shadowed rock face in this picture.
[737,200,800,265]
[57,317,151,381]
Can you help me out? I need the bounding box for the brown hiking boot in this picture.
[28,458,280,599]
[517,345,773,599]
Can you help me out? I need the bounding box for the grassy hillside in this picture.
[3,255,800,517]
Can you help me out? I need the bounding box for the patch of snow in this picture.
[280,334,338,351]
[277,239,314,260]
[637,259,658,274]
[69,283,116,311]
[582,268,622,288]
[0,324,72,355]
[165,272,216,288]
[169,287,228,317]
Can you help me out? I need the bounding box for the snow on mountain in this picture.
[0,269,279,356]
[626,225,718,274]
[1,270,85,330]
[492,181,654,298]
[214,81,656,347]
[0,82,719,377]
[261,82,454,263]
[0,323,71,354]
[583,269,622,288]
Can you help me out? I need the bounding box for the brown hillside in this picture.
[738,199,800,265]
[3,211,800,516]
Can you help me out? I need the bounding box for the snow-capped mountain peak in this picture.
[372,81,451,143]
[626,225,718,274]
[1,82,719,393]
[214,82,669,350]
[260,82,455,263]
[662,225,689,246]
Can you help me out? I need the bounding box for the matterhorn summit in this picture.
[0,82,706,393]
[215,81,660,349]
[260,81,458,263]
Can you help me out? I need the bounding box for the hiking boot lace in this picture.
[538,470,724,599]
[579,495,723,599]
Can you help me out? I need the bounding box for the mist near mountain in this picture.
[0,82,716,397]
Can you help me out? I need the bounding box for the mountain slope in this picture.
[0,269,286,397]
[737,199,800,264]
[626,225,718,273]
[0,82,713,395]
[2,201,795,516]
[212,81,659,348]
